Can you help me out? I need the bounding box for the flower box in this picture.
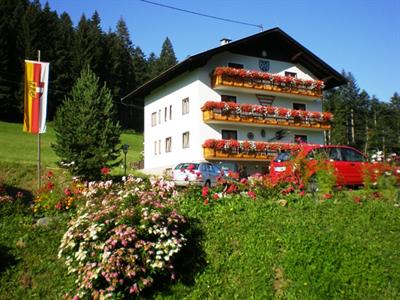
[243,78,253,88]
[256,153,268,159]
[203,110,214,121]
[241,116,254,122]
[215,150,229,157]
[265,118,278,125]
[254,117,265,124]
[242,153,256,159]
[214,112,228,121]
[211,67,324,98]
[227,114,241,122]
[204,148,215,158]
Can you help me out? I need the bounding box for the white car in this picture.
[172,162,222,187]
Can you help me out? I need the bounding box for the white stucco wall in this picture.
[143,52,326,174]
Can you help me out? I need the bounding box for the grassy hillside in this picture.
[0,121,143,169]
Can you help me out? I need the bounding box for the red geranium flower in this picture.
[202,186,209,197]
[101,167,110,175]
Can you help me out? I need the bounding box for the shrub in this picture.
[58,176,186,299]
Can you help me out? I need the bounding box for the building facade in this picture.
[127,28,346,175]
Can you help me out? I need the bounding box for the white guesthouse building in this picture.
[127,28,346,175]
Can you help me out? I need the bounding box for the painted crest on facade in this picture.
[258,60,270,72]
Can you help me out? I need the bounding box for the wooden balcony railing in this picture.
[203,139,299,161]
[211,67,324,98]
[201,101,332,130]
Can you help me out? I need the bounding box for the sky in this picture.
[41,0,400,102]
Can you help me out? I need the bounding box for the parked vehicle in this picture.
[269,144,400,187]
[214,161,241,177]
[172,162,222,187]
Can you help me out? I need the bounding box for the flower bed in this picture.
[58,176,186,299]
[212,67,325,97]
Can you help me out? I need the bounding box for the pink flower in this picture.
[354,196,361,203]
[16,191,24,198]
[64,188,71,196]
[247,190,256,199]
[203,199,209,205]
[129,283,139,294]
[55,202,63,210]
[47,171,54,178]
[201,186,209,197]
[240,178,248,184]
[298,191,305,196]
[323,193,332,199]
[213,193,219,200]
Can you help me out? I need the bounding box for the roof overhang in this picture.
[125,27,347,99]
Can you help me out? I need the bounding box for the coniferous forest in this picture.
[1,0,399,154]
[0,0,177,130]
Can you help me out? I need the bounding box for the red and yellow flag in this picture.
[23,60,50,134]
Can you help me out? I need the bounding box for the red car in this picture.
[269,144,400,187]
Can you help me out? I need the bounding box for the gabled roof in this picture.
[125,27,347,99]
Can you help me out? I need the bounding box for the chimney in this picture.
[220,38,232,46]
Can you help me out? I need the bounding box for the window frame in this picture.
[222,129,238,140]
[285,71,297,78]
[221,95,237,103]
[151,112,157,127]
[165,137,172,153]
[182,131,190,148]
[182,98,189,115]
[228,62,244,69]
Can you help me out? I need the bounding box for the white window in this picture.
[158,109,161,124]
[158,139,161,154]
[165,137,172,153]
[169,105,172,120]
[182,98,189,115]
[164,107,168,122]
[182,131,190,148]
[154,140,157,155]
[151,112,157,127]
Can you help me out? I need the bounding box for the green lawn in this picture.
[1,121,400,299]
[0,121,143,170]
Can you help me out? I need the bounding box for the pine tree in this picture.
[48,12,75,119]
[73,12,105,80]
[53,67,121,179]
[146,52,159,81]
[157,37,177,73]
[0,0,26,120]
[132,46,148,87]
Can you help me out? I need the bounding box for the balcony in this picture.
[211,67,324,99]
[201,101,332,130]
[203,139,299,161]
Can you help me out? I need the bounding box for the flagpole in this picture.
[37,50,41,190]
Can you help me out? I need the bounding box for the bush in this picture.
[58,176,186,299]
